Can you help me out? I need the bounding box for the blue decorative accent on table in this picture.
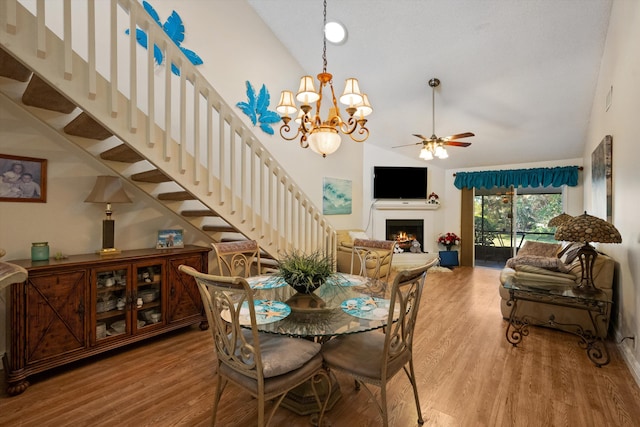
[236,81,281,135]
[239,300,291,325]
[341,297,392,320]
[125,1,203,76]
[439,250,459,267]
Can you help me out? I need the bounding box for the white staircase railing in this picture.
[0,0,337,259]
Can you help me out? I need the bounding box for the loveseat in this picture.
[498,240,615,338]
[335,229,393,280]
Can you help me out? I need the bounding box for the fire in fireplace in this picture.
[386,219,424,252]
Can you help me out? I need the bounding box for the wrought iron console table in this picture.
[504,278,611,367]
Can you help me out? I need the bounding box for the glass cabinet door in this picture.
[95,266,129,341]
[135,262,163,329]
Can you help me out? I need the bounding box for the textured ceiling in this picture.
[248,0,612,169]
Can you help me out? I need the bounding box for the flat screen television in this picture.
[373,166,428,199]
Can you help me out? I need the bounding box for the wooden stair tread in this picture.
[100,144,144,163]
[158,191,194,201]
[181,210,218,217]
[22,74,76,113]
[64,112,113,140]
[131,169,171,183]
[0,47,32,82]
[203,225,237,233]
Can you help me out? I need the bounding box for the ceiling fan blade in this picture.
[393,142,424,148]
[445,132,475,140]
[412,133,430,140]
[443,141,472,147]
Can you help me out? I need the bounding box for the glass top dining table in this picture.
[244,273,396,339]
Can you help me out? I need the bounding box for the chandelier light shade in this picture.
[276,0,372,157]
[85,176,132,255]
[554,211,622,293]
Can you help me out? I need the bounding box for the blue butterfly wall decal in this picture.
[125,1,203,76]
[236,81,281,135]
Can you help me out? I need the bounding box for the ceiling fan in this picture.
[393,78,474,160]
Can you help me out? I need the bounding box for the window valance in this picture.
[453,166,580,190]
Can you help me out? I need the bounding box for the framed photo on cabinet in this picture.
[156,229,184,249]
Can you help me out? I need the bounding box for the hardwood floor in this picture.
[2,266,639,426]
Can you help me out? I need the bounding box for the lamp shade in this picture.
[276,90,297,116]
[355,93,373,118]
[555,211,622,244]
[85,176,132,204]
[548,212,573,227]
[339,78,363,106]
[296,76,320,104]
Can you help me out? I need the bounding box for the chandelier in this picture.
[276,0,372,158]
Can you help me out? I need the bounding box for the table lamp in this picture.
[84,176,132,255]
[548,212,573,228]
[554,211,621,293]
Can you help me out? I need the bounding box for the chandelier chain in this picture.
[322,0,327,74]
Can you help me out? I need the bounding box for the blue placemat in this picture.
[246,275,287,289]
[341,297,391,320]
[239,300,291,324]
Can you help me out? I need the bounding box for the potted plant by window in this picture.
[276,250,334,294]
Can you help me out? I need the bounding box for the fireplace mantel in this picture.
[373,200,440,210]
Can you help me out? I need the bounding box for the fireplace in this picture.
[386,219,424,253]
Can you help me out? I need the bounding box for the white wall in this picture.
[363,144,447,253]
[582,0,640,383]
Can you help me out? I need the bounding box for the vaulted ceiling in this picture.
[248,0,612,169]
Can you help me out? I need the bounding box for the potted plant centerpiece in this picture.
[276,250,334,294]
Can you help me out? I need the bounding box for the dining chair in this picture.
[350,239,396,282]
[321,258,438,426]
[178,265,331,427]
[211,240,263,277]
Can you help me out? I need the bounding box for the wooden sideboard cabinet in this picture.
[3,245,210,396]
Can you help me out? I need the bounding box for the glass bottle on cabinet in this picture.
[95,267,128,340]
[135,263,163,329]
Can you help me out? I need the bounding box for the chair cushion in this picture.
[239,329,321,378]
[321,331,410,381]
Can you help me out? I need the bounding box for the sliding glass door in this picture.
[474,186,563,267]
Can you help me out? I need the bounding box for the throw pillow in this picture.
[517,241,561,258]
[349,231,369,241]
[506,255,571,273]
[559,242,583,264]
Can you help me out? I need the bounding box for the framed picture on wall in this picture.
[0,154,47,203]
[591,135,612,222]
[322,177,352,215]
[156,229,184,249]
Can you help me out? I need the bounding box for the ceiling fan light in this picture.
[276,90,297,116]
[437,148,449,159]
[355,93,373,118]
[296,76,320,104]
[419,147,433,160]
[339,78,363,106]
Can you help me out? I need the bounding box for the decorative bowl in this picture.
[138,289,159,303]
[111,320,126,333]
